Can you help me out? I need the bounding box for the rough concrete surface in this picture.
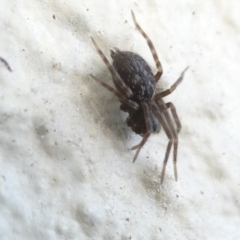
[0,1,240,239]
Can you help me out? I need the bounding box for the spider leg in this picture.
[91,37,133,98]
[151,102,174,183]
[89,74,139,110]
[0,57,12,72]
[131,11,163,82]
[131,102,152,163]
[165,102,181,133]
[156,98,179,182]
[154,67,189,99]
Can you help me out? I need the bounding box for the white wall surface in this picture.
[0,1,240,239]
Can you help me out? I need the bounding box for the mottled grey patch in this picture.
[33,117,72,161]
[75,205,102,237]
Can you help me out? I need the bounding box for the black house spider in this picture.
[90,11,188,183]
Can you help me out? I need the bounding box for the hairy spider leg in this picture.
[131,10,163,82]
[151,67,189,181]
[89,74,139,110]
[91,37,133,98]
[154,67,189,99]
[166,102,181,133]
[151,102,176,183]
[156,98,179,182]
[131,102,153,162]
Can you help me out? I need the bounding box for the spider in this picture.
[90,11,188,183]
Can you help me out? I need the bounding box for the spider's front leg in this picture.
[131,101,153,163]
[156,99,179,183]
[154,67,189,99]
[150,102,176,183]
[165,102,181,134]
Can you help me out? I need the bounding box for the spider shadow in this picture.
[84,68,132,144]
[137,164,179,208]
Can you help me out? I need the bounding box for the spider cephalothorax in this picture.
[90,11,188,183]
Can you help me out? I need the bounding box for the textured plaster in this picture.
[0,1,240,239]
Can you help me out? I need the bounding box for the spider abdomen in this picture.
[111,50,156,102]
[120,103,161,135]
